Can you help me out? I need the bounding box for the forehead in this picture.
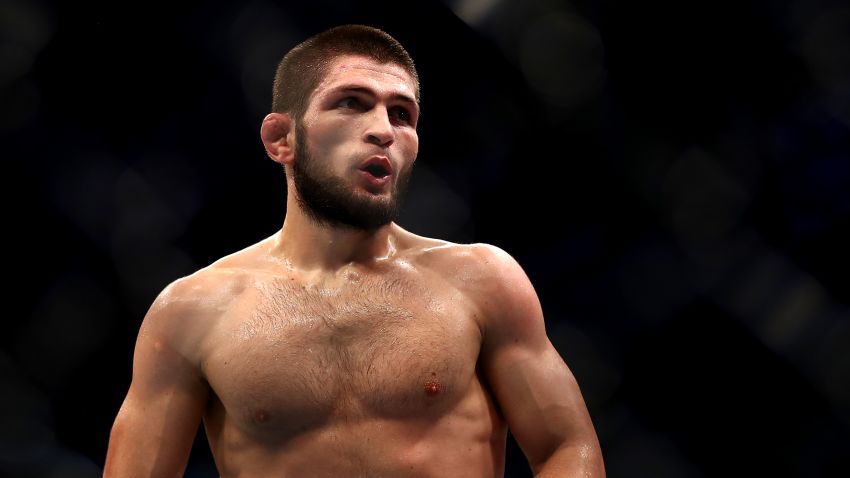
[312,54,417,102]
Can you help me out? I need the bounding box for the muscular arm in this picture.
[476,246,605,477]
[104,279,210,478]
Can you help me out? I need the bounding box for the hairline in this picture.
[298,54,420,121]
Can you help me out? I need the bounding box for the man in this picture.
[104,24,605,477]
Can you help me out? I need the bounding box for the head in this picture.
[272,24,419,125]
[261,25,421,231]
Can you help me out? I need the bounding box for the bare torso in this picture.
[189,233,507,477]
[105,45,604,477]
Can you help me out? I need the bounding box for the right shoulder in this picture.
[142,234,278,333]
[147,265,248,319]
[137,264,250,358]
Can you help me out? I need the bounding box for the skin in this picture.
[104,54,605,477]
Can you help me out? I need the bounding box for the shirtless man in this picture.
[104,25,605,477]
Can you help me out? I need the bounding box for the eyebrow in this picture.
[330,85,419,110]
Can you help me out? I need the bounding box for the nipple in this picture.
[254,409,270,423]
[424,373,442,396]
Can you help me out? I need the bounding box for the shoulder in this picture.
[150,233,277,319]
[449,244,547,352]
[434,242,544,349]
[400,232,538,320]
[138,256,254,357]
[148,266,245,320]
[456,243,540,319]
[404,235,528,295]
[396,229,547,347]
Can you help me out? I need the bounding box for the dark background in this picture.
[2,0,849,476]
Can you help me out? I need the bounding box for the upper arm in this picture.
[475,245,604,475]
[104,278,211,478]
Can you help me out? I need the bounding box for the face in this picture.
[291,54,420,231]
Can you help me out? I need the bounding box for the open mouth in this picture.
[364,163,390,178]
[359,157,393,179]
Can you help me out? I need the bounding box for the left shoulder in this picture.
[432,242,536,300]
[467,242,532,286]
[446,243,547,353]
[467,243,543,321]
[393,226,537,311]
[402,235,521,286]
[406,238,543,334]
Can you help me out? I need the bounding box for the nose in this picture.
[363,107,394,148]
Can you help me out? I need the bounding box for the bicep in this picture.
[484,339,597,467]
[106,384,207,477]
[476,245,600,470]
[104,292,209,477]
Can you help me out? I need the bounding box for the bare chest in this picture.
[203,272,481,435]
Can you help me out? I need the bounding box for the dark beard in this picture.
[291,122,412,231]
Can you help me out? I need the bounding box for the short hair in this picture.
[271,24,420,122]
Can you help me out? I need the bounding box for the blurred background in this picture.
[2,0,849,476]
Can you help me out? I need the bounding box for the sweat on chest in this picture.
[204,275,479,429]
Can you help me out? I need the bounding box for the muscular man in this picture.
[104,24,605,477]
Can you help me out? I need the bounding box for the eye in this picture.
[390,106,412,124]
[336,97,362,109]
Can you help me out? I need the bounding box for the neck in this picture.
[272,191,399,272]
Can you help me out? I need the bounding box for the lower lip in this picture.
[359,170,392,189]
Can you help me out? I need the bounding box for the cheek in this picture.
[399,132,419,160]
[306,121,353,158]
[312,121,346,144]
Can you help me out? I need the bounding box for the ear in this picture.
[260,112,295,165]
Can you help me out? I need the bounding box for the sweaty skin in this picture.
[104,54,604,477]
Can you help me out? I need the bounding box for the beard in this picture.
[291,122,413,231]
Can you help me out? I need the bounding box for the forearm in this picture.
[531,442,605,478]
